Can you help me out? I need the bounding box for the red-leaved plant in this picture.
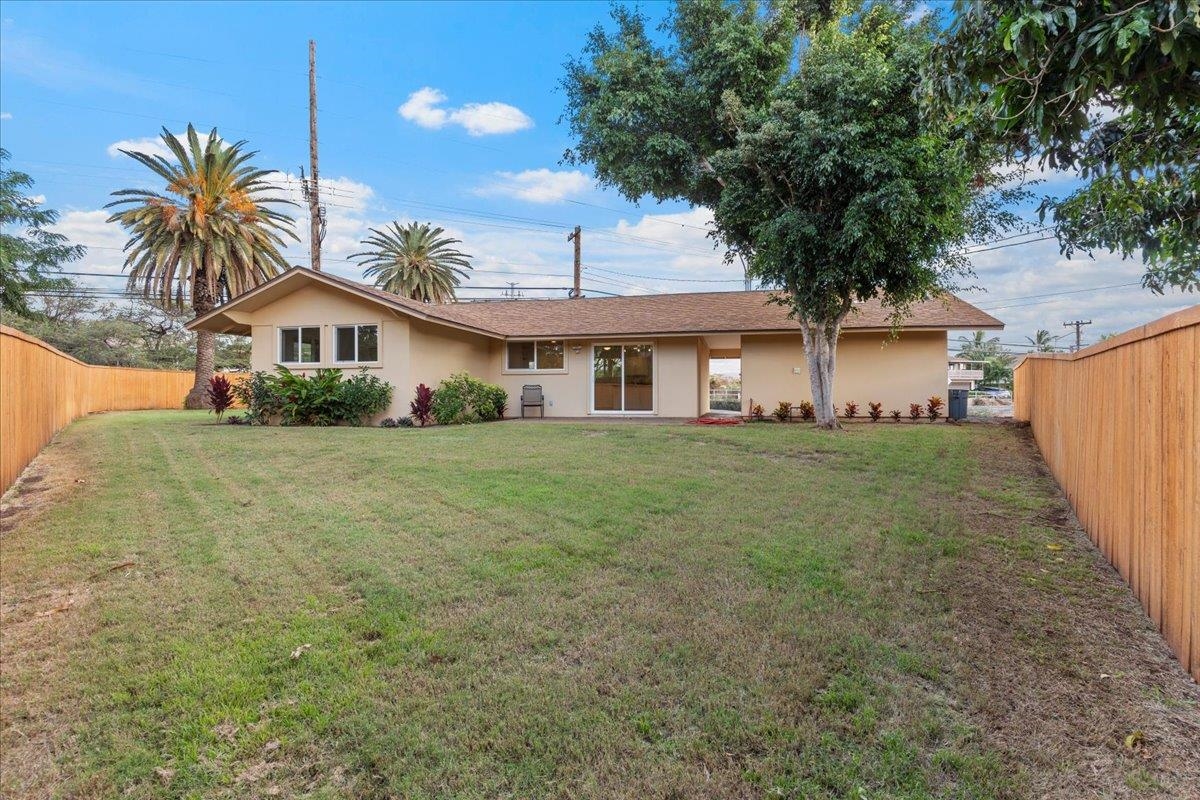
[890,409,902,422]
[410,383,434,426]
[867,402,883,422]
[926,395,944,422]
[843,400,858,419]
[207,374,235,421]
[749,403,766,421]
[773,401,793,422]
[908,403,923,421]
[798,400,815,421]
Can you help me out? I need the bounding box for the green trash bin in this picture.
[949,389,969,420]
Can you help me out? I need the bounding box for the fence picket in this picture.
[1014,305,1200,682]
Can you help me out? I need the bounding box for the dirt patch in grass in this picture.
[941,426,1200,798]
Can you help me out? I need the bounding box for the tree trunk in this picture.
[185,329,216,409]
[799,309,848,430]
[184,273,216,410]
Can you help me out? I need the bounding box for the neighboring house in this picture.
[188,267,1003,420]
[948,358,987,390]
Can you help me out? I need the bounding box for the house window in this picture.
[334,324,379,363]
[506,339,564,371]
[280,326,321,364]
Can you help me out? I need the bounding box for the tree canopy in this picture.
[928,1,1200,293]
[0,149,85,318]
[563,1,1020,426]
[107,125,295,407]
[352,222,473,304]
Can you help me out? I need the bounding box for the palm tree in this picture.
[106,126,295,408]
[956,330,1001,360]
[1026,329,1064,353]
[351,222,472,304]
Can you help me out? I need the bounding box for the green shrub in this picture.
[234,367,393,426]
[234,371,283,423]
[338,372,393,426]
[430,373,508,425]
[773,401,792,422]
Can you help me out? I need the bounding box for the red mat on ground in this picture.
[685,417,743,425]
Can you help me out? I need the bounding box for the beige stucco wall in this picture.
[245,283,493,421]
[741,330,948,414]
[408,319,492,391]
[490,337,703,418]
[240,282,948,422]
[247,284,410,412]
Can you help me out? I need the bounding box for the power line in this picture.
[973,281,1142,307]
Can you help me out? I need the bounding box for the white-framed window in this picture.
[279,326,321,364]
[505,339,565,371]
[334,323,380,363]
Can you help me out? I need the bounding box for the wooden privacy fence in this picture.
[1,325,199,493]
[1014,305,1198,681]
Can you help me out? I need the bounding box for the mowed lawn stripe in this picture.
[3,412,1197,799]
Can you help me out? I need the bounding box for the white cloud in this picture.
[398,87,449,129]
[48,209,135,291]
[0,112,11,120]
[398,87,533,136]
[475,169,591,203]
[959,237,1195,350]
[106,132,226,161]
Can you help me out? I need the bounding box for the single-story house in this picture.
[188,267,1002,420]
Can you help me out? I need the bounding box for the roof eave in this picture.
[186,267,505,339]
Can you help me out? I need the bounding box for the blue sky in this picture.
[0,0,1193,356]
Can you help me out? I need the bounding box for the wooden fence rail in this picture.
[1014,305,1198,681]
[1,325,199,493]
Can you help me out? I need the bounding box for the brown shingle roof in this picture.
[190,268,1003,337]
[427,289,1002,337]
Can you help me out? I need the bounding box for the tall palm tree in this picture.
[956,330,1000,360]
[106,125,296,408]
[1026,329,1064,353]
[351,222,472,304]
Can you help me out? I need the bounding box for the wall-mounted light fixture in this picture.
[571,344,583,354]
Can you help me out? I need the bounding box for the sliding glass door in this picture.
[592,344,654,413]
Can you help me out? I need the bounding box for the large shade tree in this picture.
[0,149,85,317]
[927,1,1200,293]
[351,222,473,304]
[107,126,295,408]
[563,0,1020,427]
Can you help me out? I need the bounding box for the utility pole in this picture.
[567,225,582,298]
[305,39,323,271]
[1062,319,1092,352]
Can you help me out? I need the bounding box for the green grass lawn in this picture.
[2,413,1197,799]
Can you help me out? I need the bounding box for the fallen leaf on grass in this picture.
[37,603,72,617]
[290,643,312,660]
[154,767,175,784]
[87,560,135,580]
[1045,543,1064,551]
[1125,730,1145,751]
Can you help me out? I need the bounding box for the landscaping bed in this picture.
[2,412,1197,798]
